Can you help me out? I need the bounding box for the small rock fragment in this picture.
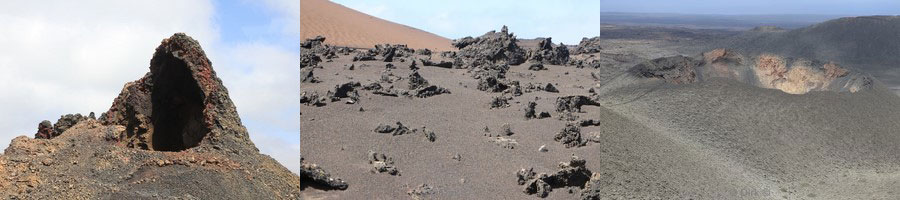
[501,123,513,136]
[554,123,586,148]
[420,59,454,68]
[525,101,537,119]
[523,176,552,198]
[407,184,434,200]
[477,73,509,93]
[421,127,436,142]
[556,95,600,113]
[413,85,451,98]
[544,83,559,93]
[517,168,536,185]
[409,60,419,70]
[300,67,320,83]
[352,50,376,61]
[528,63,546,71]
[374,123,396,133]
[408,71,430,90]
[300,160,349,190]
[578,119,602,127]
[491,96,511,109]
[368,151,400,176]
[490,137,518,149]
[538,112,552,119]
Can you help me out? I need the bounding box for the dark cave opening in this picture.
[151,54,210,152]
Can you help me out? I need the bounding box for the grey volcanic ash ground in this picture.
[301,24,900,199]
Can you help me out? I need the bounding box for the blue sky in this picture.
[0,0,300,174]
[332,0,601,45]
[599,0,900,15]
[211,0,300,175]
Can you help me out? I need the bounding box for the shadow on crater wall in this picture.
[150,54,209,152]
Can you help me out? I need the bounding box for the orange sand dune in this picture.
[300,0,454,51]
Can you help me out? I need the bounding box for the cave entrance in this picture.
[151,54,210,152]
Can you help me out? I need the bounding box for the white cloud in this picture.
[227,0,300,174]
[211,43,299,134]
[0,0,300,175]
[254,0,300,39]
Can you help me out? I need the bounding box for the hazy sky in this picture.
[331,0,601,45]
[0,0,300,174]
[599,0,900,15]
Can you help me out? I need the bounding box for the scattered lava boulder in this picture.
[301,91,328,107]
[528,37,570,65]
[528,63,546,71]
[407,184,435,200]
[374,122,413,136]
[452,25,527,68]
[554,123,586,148]
[374,44,414,62]
[301,67,320,83]
[408,71,430,90]
[329,82,362,102]
[477,73,509,93]
[525,101,538,119]
[301,36,334,68]
[420,59,454,68]
[368,151,400,176]
[517,156,594,198]
[572,36,601,54]
[491,96,511,109]
[555,95,601,113]
[352,50,377,62]
[544,83,559,93]
[300,156,349,190]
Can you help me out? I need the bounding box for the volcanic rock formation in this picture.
[34,114,93,139]
[452,26,527,68]
[527,37,570,65]
[516,156,594,198]
[572,36,601,54]
[300,36,331,68]
[1,33,300,199]
[33,120,54,139]
[300,155,348,190]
